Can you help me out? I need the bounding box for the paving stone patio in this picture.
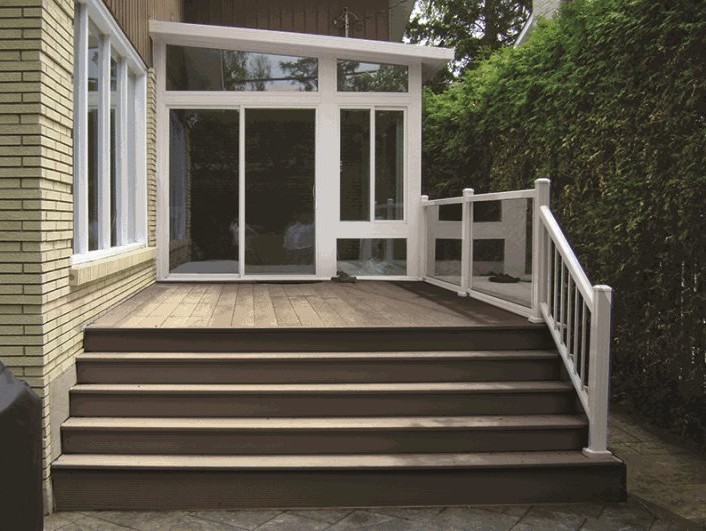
[44,408,705,530]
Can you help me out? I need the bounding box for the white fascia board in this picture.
[150,21,454,80]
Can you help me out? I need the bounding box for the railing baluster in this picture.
[545,237,553,314]
[581,301,588,387]
[573,284,580,366]
[564,275,576,362]
[559,260,566,333]
[552,245,559,328]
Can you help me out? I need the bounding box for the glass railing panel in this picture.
[471,198,533,307]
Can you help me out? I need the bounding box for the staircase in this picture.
[52,325,625,510]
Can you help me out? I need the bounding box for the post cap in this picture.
[593,285,612,292]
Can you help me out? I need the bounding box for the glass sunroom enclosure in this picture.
[151,21,453,281]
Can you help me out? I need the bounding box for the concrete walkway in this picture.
[44,408,705,530]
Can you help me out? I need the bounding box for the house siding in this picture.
[183,0,391,41]
[0,0,158,511]
[102,0,183,66]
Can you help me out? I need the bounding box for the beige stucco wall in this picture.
[0,0,157,511]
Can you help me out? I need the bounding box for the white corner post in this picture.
[419,195,429,279]
[459,188,474,296]
[583,285,613,457]
[73,2,89,255]
[529,178,551,323]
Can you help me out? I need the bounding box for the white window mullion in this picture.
[116,58,129,246]
[369,108,376,222]
[97,34,111,249]
[238,107,245,276]
[73,3,89,255]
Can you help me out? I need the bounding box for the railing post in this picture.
[530,178,551,323]
[460,188,474,296]
[583,285,613,457]
[420,195,429,279]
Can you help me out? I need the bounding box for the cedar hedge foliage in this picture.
[423,0,706,444]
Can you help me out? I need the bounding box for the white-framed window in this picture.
[72,0,147,263]
[339,107,406,222]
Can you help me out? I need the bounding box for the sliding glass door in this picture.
[245,109,316,275]
[168,107,315,277]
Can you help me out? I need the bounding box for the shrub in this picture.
[424,0,706,444]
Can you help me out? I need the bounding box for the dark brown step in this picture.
[83,325,554,353]
[61,415,587,455]
[75,351,560,384]
[51,451,626,510]
[69,382,576,418]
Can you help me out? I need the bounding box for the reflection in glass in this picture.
[433,239,462,286]
[472,198,533,307]
[245,109,315,275]
[169,110,240,274]
[375,110,404,220]
[126,73,136,243]
[167,45,318,92]
[337,239,407,276]
[87,29,99,250]
[340,109,370,221]
[337,60,408,92]
[110,55,118,247]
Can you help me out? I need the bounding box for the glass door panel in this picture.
[245,109,316,275]
[168,109,240,274]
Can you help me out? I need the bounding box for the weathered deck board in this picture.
[89,281,530,329]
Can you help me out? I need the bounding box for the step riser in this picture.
[52,465,626,510]
[70,392,575,417]
[84,328,555,353]
[62,427,587,455]
[76,359,560,384]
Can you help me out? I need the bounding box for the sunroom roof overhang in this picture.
[150,21,454,81]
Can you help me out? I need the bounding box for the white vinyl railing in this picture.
[421,178,613,457]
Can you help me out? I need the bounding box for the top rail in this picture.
[539,206,594,305]
[422,197,464,206]
[470,189,535,202]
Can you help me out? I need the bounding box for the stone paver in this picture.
[44,409,705,530]
[608,407,706,527]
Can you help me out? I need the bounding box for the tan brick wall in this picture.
[0,0,157,509]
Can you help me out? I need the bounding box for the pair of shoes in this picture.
[331,271,357,283]
[488,272,520,284]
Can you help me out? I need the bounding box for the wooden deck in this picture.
[90,281,529,329]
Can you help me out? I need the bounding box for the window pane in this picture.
[87,29,99,251]
[167,45,318,92]
[375,110,404,220]
[340,109,370,221]
[110,55,118,247]
[169,110,240,274]
[337,239,406,276]
[126,73,136,242]
[337,60,408,92]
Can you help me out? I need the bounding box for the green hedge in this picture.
[423,0,706,444]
